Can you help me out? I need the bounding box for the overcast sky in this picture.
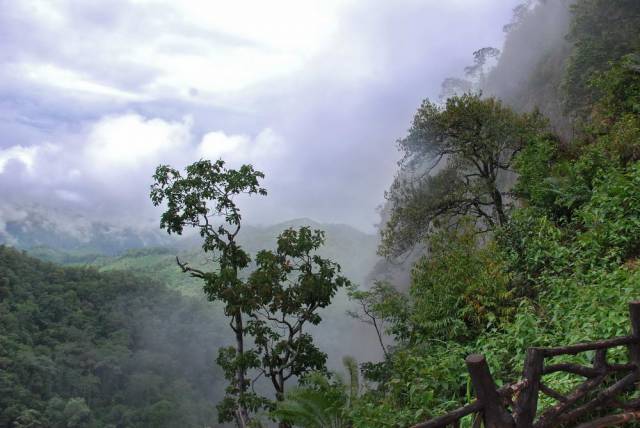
[0,0,520,233]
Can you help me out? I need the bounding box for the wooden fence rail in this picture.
[411,301,640,428]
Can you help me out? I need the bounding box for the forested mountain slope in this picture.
[0,217,382,427]
[0,246,227,427]
[276,1,640,427]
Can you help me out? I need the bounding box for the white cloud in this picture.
[130,0,346,53]
[55,189,84,203]
[0,110,285,222]
[0,0,520,229]
[85,114,193,170]
[198,128,283,167]
[0,145,41,173]
[199,132,249,158]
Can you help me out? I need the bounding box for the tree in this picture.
[464,47,501,82]
[62,398,91,428]
[439,47,499,102]
[248,227,350,407]
[347,282,410,358]
[151,159,266,427]
[150,159,349,427]
[380,93,547,257]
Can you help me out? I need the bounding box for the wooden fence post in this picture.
[629,301,640,368]
[514,347,544,428]
[466,354,515,428]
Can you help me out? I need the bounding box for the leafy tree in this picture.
[409,223,514,342]
[13,409,44,428]
[591,53,640,122]
[347,282,410,358]
[380,93,547,257]
[439,47,498,101]
[464,47,501,82]
[63,398,91,428]
[150,159,349,426]
[248,227,350,407]
[150,159,267,426]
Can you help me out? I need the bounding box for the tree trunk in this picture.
[492,187,507,226]
[235,311,250,428]
[275,372,291,428]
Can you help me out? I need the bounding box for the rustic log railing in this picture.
[412,301,640,428]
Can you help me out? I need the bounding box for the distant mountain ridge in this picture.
[0,205,174,257]
[0,207,379,293]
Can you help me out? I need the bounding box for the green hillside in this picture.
[0,246,228,427]
[336,1,640,427]
[23,218,378,297]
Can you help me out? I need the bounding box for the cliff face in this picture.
[484,0,574,139]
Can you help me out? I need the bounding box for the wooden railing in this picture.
[412,301,640,428]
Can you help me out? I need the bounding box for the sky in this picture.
[0,0,520,233]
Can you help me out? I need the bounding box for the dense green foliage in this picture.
[563,0,640,116]
[0,246,226,427]
[287,1,640,427]
[273,357,359,428]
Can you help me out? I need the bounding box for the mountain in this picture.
[0,205,175,261]
[0,246,227,427]
[1,209,380,295]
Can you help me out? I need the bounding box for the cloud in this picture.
[0,0,351,104]
[0,111,286,225]
[85,114,192,170]
[198,128,283,168]
[0,0,522,231]
[0,145,40,173]
[18,63,147,102]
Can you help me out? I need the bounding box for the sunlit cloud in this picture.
[85,114,192,170]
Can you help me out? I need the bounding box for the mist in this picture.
[0,1,590,427]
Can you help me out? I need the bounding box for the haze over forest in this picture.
[2,1,640,428]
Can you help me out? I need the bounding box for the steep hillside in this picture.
[484,0,573,137]
[340,1,640,427]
